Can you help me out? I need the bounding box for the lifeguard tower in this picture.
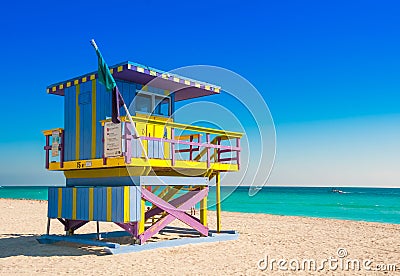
[39,55,242,253]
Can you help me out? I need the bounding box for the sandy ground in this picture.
[0,198,399,275]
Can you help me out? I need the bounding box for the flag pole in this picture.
[122,104,150,162]
[90,39,151,167]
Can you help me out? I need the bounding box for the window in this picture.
[154,96,170,117]
[135,93,152,113]
[134,90,171,117]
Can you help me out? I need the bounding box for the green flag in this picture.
[91,40,125,123]
[95,47,116,91]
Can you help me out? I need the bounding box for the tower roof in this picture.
[47,61,220,101]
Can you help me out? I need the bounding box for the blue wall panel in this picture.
[79,82,92,160]
[95,81,111,159]
[130,186,141,222]
[61,188,72,218]
[48,188,55,218]
[47,186,140,222]
[76,187,89,220]
[64,86,76,161]
[93,187,100,221]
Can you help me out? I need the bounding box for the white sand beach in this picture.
[0,198,399,275]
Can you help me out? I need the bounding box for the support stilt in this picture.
[138,197,146,234]
[216,172,221,233]
[200,187,207,227]
[46,218,51,235]
[96,221,100,240]
[138,187,209,243]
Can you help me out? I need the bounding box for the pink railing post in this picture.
[189,135,193,160]
[236,137,241,169]
[217,137,221,162]
[206,134,210,168]
[171,128,175,166]
[124,122,132,164]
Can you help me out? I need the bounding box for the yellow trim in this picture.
[124,186,130,222]
[90,74,95,80]
[82,77,87,83]
[72,188,77,220]
[65,167,131,178]
[215,88,220,93]
[205,85,210,90]
[184,80,190,85]
[51,157,239,172]
[46,88,49,93]
[52,86,56,92]
[91,80,96,159]
[110,68,114,74]
[216,172,221,232]
[176,134,201,140]
[138,197,146,234]
[106,187,112,221]
[42,128,63,136]
[59,84,64,89]
[200,191,207,227]
[164,90,169,95]
[137,67,144,73]
[150,70,156,76]
[173,77,180,83]
[117,66,123,72]
[57,188,62,218]
[88,188,94,220]
[195,83,201,88]
[75,84,80,160]
[66,82,71,87]
[162,74,168,79]
[101,115,243,138]
[74,80,79,85]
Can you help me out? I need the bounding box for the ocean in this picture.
[0,186,399,224]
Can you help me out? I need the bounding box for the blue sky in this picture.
[0,0,399,187]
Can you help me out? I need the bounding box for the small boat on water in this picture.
[331,188,344,194]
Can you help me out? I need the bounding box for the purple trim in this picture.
[58,219,88,233]
[57,218,66,226]
[44,135,50,169]
[115,222,137,236]
[175,147,200,154]
[218,149,233,154]
[218,158,235,162]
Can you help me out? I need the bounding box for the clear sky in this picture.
[0,0,399,187]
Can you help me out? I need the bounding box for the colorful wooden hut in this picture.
[40,58,242,251]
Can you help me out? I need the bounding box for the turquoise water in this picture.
[0,186,399,224]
